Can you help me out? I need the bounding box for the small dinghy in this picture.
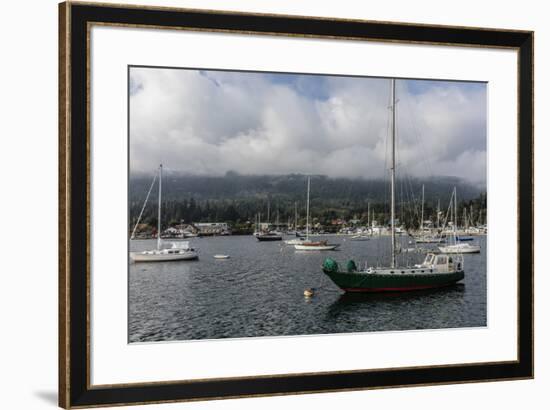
[214,254,230,259]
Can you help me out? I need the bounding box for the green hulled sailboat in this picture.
[321,79,465,293]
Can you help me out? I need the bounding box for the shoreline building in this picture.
[193,222,232,236]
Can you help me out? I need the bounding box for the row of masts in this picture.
[418,184,485,230]
[255,201,299,230]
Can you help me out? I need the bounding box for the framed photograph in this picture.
[59,1,533,408]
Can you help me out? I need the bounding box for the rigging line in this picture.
[408,180,419,231]
[437,188,454,242]
[383,81,391,180]
[395,90,424,232]
[403,173,418,223]
[131,173,158,240]
[377,80,392,265]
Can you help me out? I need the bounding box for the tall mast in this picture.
[294,202,298,231]
[306,176,310,241]
[130,173,157,240]
[454,186,457,240]
[390,79,396,268]
[157,164,163,250]
[367,202,370,229]
[437,198,441,229]
[421,184,425,231]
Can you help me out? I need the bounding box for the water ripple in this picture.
[129,235,487,342]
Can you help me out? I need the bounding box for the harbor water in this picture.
[129,235,487,342]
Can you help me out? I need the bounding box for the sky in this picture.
[129,67,487,186]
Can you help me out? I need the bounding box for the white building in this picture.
[193,222,231,236]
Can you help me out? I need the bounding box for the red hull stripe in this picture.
[342,283,453,293]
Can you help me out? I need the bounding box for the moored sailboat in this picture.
[321,79,464,292]
[410,185,445,244]
[295,240,338,251]
[294,176,339,251]
[256,200,283,241]
[130,165,199,262]
[132,241,199,262]
[438,187,481,254]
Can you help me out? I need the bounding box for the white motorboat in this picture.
[438,243,481,254]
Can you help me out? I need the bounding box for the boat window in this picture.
[424,254,434,264]
[436,256,447,265]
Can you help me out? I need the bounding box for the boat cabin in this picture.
[419,253,463,273]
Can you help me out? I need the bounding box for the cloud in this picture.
[129,68,486,185]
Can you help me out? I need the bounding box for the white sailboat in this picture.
[410,184,444,244]
[294,176,339,251]
[256,199,283,241]
[130,165,199,262]
[438,187,481,254]
[284,204,306,244]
